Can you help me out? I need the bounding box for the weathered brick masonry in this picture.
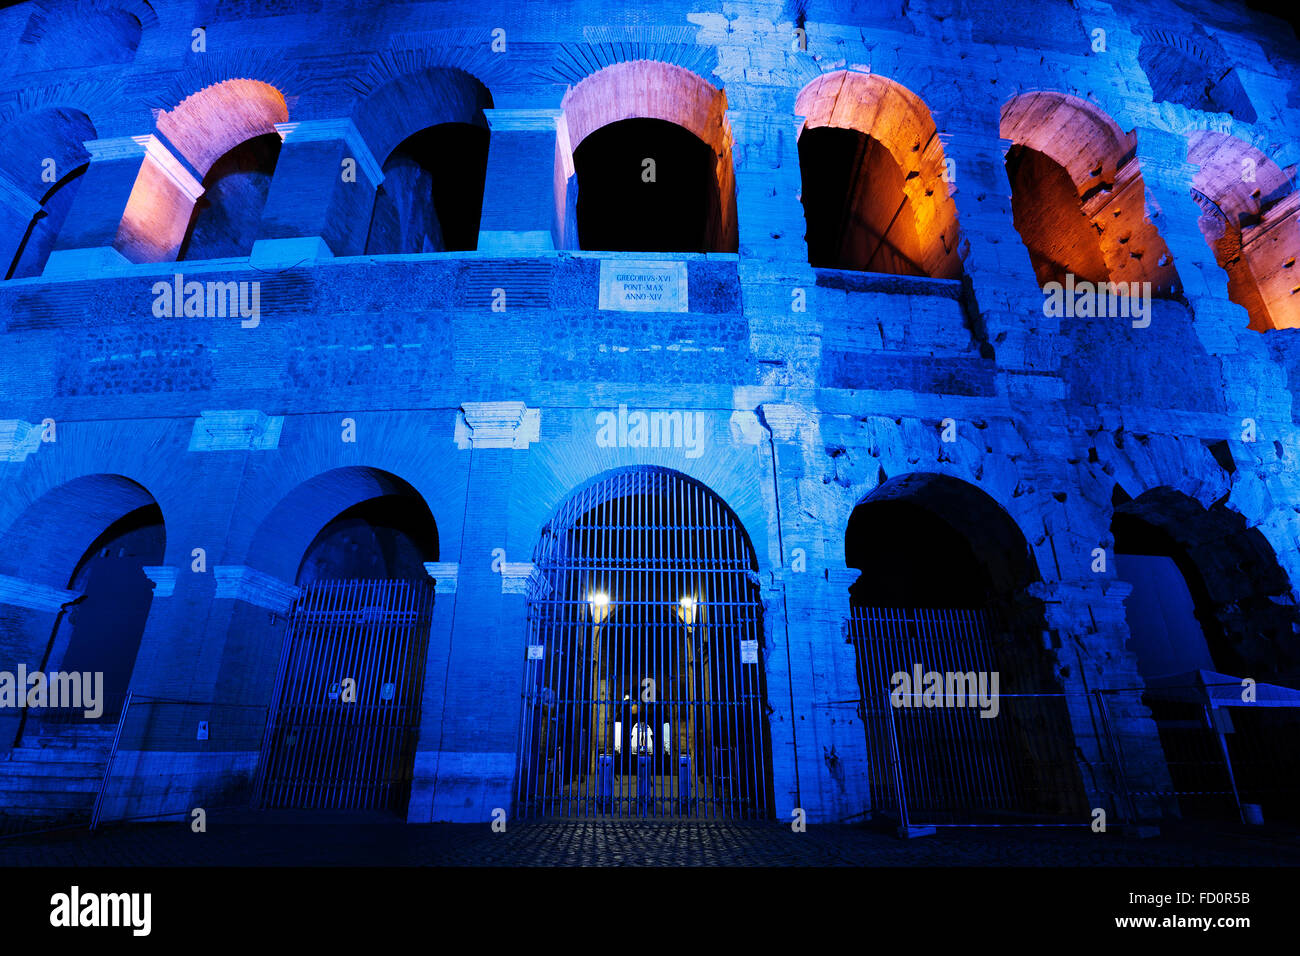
[1,0,1299,828]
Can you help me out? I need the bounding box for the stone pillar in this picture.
[408,561,459,823]
[477,109,562,254]
[427,403,539,822]
[45,134,202,275]
[254,119,382,264]
[0,173,40,278]
[1136,126,1289,422]
[726,103,809,265]
[935,125,1059,376]
[1032,576,1173,821]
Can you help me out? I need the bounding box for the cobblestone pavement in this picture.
[3,814,1299,866]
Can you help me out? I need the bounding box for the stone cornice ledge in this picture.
[213,566,301,613]
[0,574,81,613]
[455,401,540,449]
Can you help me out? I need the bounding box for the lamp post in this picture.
[588,590,611,785]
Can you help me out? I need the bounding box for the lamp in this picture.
[588,590,611,625]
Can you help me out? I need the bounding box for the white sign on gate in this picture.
[527,645,545,660]
[740,640,759,664]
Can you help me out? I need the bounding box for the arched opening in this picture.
[573,118,719,252]
[516,467,773,820]
[0,107,95,280]
[556,61,738,253]
[1112,487,1300,822]
[364,123,489,254]
[179,132,281,261]
[844,474,1085,824]
[1189,132,1300,331]
[795,71,963,279]
[15,2,147,70]
[247,468,437,816]
[1001,92,1181,296]
[6,164,87,279]
[1137,30,1256,124]
[117,78,288,262]
[0,475,162,744]
[350,66,493,257]
[1005,144,1111,287]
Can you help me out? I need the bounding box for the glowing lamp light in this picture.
[588,590,611,624]
[677,595,698,626]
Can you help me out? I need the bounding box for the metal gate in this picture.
[850,605,1085,824]
[515,468,773,820]
[254,578,434,812]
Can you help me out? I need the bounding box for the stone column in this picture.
[426,402,539,822]
[935,125,1059,376]
[45,134,202,275]
[477,109,562,254]
[408,561,459,823]
[1136,126,1289,423]
[254,119,382,264]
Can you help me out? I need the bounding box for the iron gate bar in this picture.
[516,469,771,821]
[256,578,433,813]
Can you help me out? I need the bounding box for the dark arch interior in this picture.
[40,503,165,727]
[364,122,490,254]
[296,494,438,586]
[574,118,721,253]
[799,126,929,275]
[1112,499,1300,822]
[6,163,87,280]
[846,500,992,607]
[843,479,1081,821]
[1005,143,1111,287]
[1111,510,1238,675]
[179,132,282,261]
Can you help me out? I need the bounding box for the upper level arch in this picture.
[350,66,494,255]
[795,71,963,279]
[1000,91,1180,295]
[115,78,289,262]
[1189,131,1300,330]
[0,106,95,279]
[555,61,738,253]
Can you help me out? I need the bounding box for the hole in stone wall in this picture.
[1005,144,1111,287]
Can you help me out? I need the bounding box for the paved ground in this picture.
[2,813,1299,866]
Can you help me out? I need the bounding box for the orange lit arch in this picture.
[116,78,289,262]
[794,70,963,279]
[1000,92,1179,294]
[1189,131,1300,330]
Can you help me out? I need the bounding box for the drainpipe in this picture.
[758,405,801,815]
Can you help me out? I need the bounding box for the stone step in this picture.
[7,747,111,766]
[0,789,97,811]
[0,767,105,788]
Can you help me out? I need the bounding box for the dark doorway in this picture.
[573,118,722,253]
[255,490,437,815]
